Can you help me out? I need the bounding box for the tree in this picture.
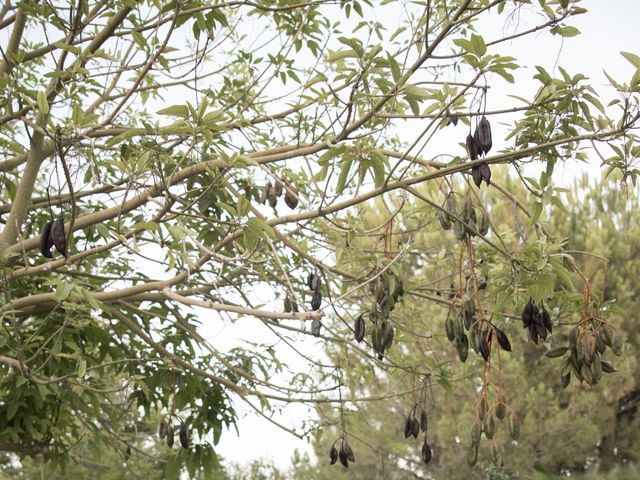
[0,0,638,478]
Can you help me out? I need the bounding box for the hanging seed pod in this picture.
[371,325,383,353]
[437,209,452,230]
[467,443,478,468]
[477,117,493,154]
[284,296,292,312]
[342,440,355,462]
[545,346,569,358]
[455,334,469,363]
[445,314,455,342]
[392,279,404,302]
[404,415,413,439]
[561,371,571,388]
[463,295,475,321]
[471,165,482,187]
[420,410,428,432]
[179,423,189,449]
[521,298,537,328]
[310,319,322,337]
[311,290,322,311]
[473,129,482,157]
[453,313,465,340]
[158,418,167,439]
[453,220,466,240]
[40,220,55,258]
[539,304,552,333]
[445,192,457,215]
[51,217,67,258]
[382,321,395,350]
[466,133,479,160]
[483,414,496,439]
[479,162,492,185]
[421,441,432,464]
[268,187,278,208]
[260,182,271,204]
[411,417,420,439]
[495,402,507,420]
[595,332,606,354]
[273,179,284,197]
[338,447,348,468]
[600,326,613,347]
[569,326,579,348]
[592,354,603,382]
[447,115,459,126]
[601,361,617,373]
[612,333,623,356]
[479,328,492,361]
[284,187,299,209]
[583,335,597,365]
[329,445,338,465]
[379,293,392,320]
[354,314,366,343]
[495,328,512,352]
[166,423,175,448]
[478,397,488,421]
[508,412,520,440]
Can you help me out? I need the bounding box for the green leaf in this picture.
[157,105,190,117]
[555,26,580,37]
[37,90,49,115]
[469,33,487,56]
[621,51,640,69]
[404,84,430,99]
[77,360,87,378]
[55,282,74,301]
[336,157,353,194]
[530,201,543,224]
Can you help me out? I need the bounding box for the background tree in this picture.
[0,0,639,478]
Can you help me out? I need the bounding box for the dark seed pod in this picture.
[411,417,420,439]
[456,334,469,363]
[311,290,322,311]
[467,443,478,468]
[479,329,491,361]
[329,445,338,465]
[284,187,299,209]
[261,182,271,204]
[382,321,394,350]
[420,410,428,432]
[477,117,493,154]
[342,440,355,462]
[545,346,569,358]
[495,328,512,352]
[51,217,67,258]
[521,298,537,328]
[445,314,455,342]
[471,421,482,446]
[311,319,322,337]
[338,447,349,468]
[306,273,314,290]
[601,361,617,373]
[354,314,366,343]
[453,220,466,240]
[539,304,552,333]
[447,115,459,126]
[273,179,284,197]
[404,416,413,439]
[166,423,174,448]
[392,279,404,302]
[495,402,506,420]
[479,162,491,185]
[40,220,55,258]
[284,296,292,312]
[471,165,482,187]
[179,423,189,449]
[483,414,495,439]
[466,133,478,160]
[561,371,571,388]
[508,412,520,440]
[437,209,452,230]
[478,211,490,236]
[474,129,482,157]
[421,441,432,464]
[268,188,278,208]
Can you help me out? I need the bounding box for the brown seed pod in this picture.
[445,314,455,342]
[354,314,366,343]
[179,423,189,449]
[521,298,537,328]
[479,328,492,361]
[466,133,479,160]
[338,447,349,468]
[467,443,478,468]
[601,361,617,373]
[495,328,511,352]
[284,187,299,209]
[329,445,338,465]
[51,217,67,258]
[437,209,452,230]
[471,421,482,446]
[342,440,355,462]
[382,321,394,350]
[40,220,55,258]
[158,418,167,439]
[260,182,271,204]
[411,417,420,439]
[478,210,490,236]
[273,179,284,197]
[455,334,469,363]
[404,415,413,439]
[421,441,432,464]
[479,162,492,185]
[483,414,496,439]
[477,117,493,154]
[508,412,520,440]
[495,402,506,420]
[545,346,569,358]
[471,165,482,187]
[166,423,174,448]
[561,371,571,388]
[420,410,428,432]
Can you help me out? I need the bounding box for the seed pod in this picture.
[456,334,469,363]
[51,217,67,258]
[420,410,428,432]
[467,443,478,468]
[595,332,606,354]
[40,220,55,258]
[581,363,594,386]
[421,441,432,464]
[473,129,482,157]
[479,329,491,361]
[453,313,465,340]
[382,321,394,350]
[583,335,597,365]
[284,187,299,209]
[342,440,355,462]
[354,314,366,343]
[311,290,322,311]
[508,412,520,440]
[404,415,413,439]
[453,220,466,240]
[268,187,278,208]
[411,417,420,439]
[479,397,488,421]
[463,295,475,321]
[284,296,292,312]
[545,346,569,358]
[561,371,571,388]
[483,414,496,439]
[612,333,623,356]
[329,445,338,465]
[539,304,552,333]
[338,447,348,468]
[495,328,511,352]
[273,179,284,197]
[466,133,479,160]
[447,115,459,126]
[601,361,617,373]
[392,279,404,302]
[479,162,491,185]
[592,354,603,382]
[477,117,493,154]
[445,192,457,215]
[600,326,613,347]
[166,423,175,448]
[379,293,392,320]
[521,298,537,328]
[179,423,189,449]
[471,165,482,187]
[159,418,167,439]
[437,209,452,230]
[445,314,455,342]
[495,402,506,420]
[371,325,383,353]
[261,182,271,204]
